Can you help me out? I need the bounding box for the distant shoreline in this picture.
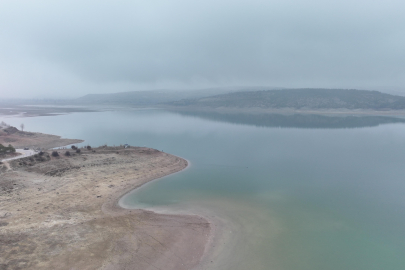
[4,100,405,119]
[165,105,405,116]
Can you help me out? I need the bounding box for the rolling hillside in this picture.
[74,87,272,105]
[168,89,405,110]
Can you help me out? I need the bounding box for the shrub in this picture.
[71,145,77,150]
[65,151,71,156]
[87,145,92,150]
[39,151,44,156]
[76,149,81,153]
[0,144,16,155]
[51,151,59,157]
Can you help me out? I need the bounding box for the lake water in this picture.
[2,109,405,270]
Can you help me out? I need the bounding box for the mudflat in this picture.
[0,145,210,270]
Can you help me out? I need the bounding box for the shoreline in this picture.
[5,102,405,119]
[101,155,191,215]
[165,105,405,116]
[116,157,192,210]
[98,153,214,269]
[0,128,83,150]
[114,158,232,269]
[116,157,240,270]
[1,133,213,269]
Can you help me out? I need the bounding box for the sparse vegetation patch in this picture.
[0,144,16,156]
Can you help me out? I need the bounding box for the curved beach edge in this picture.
[1,146,216,270]
[100,152,217,270]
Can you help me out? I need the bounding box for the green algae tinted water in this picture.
[3,110,405,269]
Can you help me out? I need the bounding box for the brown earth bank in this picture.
[0,126,83,150]
[0,146,210,270]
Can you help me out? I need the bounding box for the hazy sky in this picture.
[1,0,404,98]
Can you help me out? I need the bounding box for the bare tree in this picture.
[20,123,24,131]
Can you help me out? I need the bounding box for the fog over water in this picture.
[1,0,405,98]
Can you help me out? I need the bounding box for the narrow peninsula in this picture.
[0,127,210,270]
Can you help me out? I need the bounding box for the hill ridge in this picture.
[168,88,405,110]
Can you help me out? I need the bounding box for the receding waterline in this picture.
[118,157,192,212]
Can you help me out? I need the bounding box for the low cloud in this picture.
[1,0,404,98]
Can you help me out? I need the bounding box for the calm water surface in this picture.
[2,109,405,270]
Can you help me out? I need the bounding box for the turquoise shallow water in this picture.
[2,109,405,269]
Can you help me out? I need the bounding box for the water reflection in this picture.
[170,110,405,129]
[3,110,405,269]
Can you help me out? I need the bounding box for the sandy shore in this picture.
[0,142,211,269]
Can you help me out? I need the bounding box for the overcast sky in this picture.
[0,0,404,98]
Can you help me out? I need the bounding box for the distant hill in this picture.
[168,89,405,110]
[74,87,275,106]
